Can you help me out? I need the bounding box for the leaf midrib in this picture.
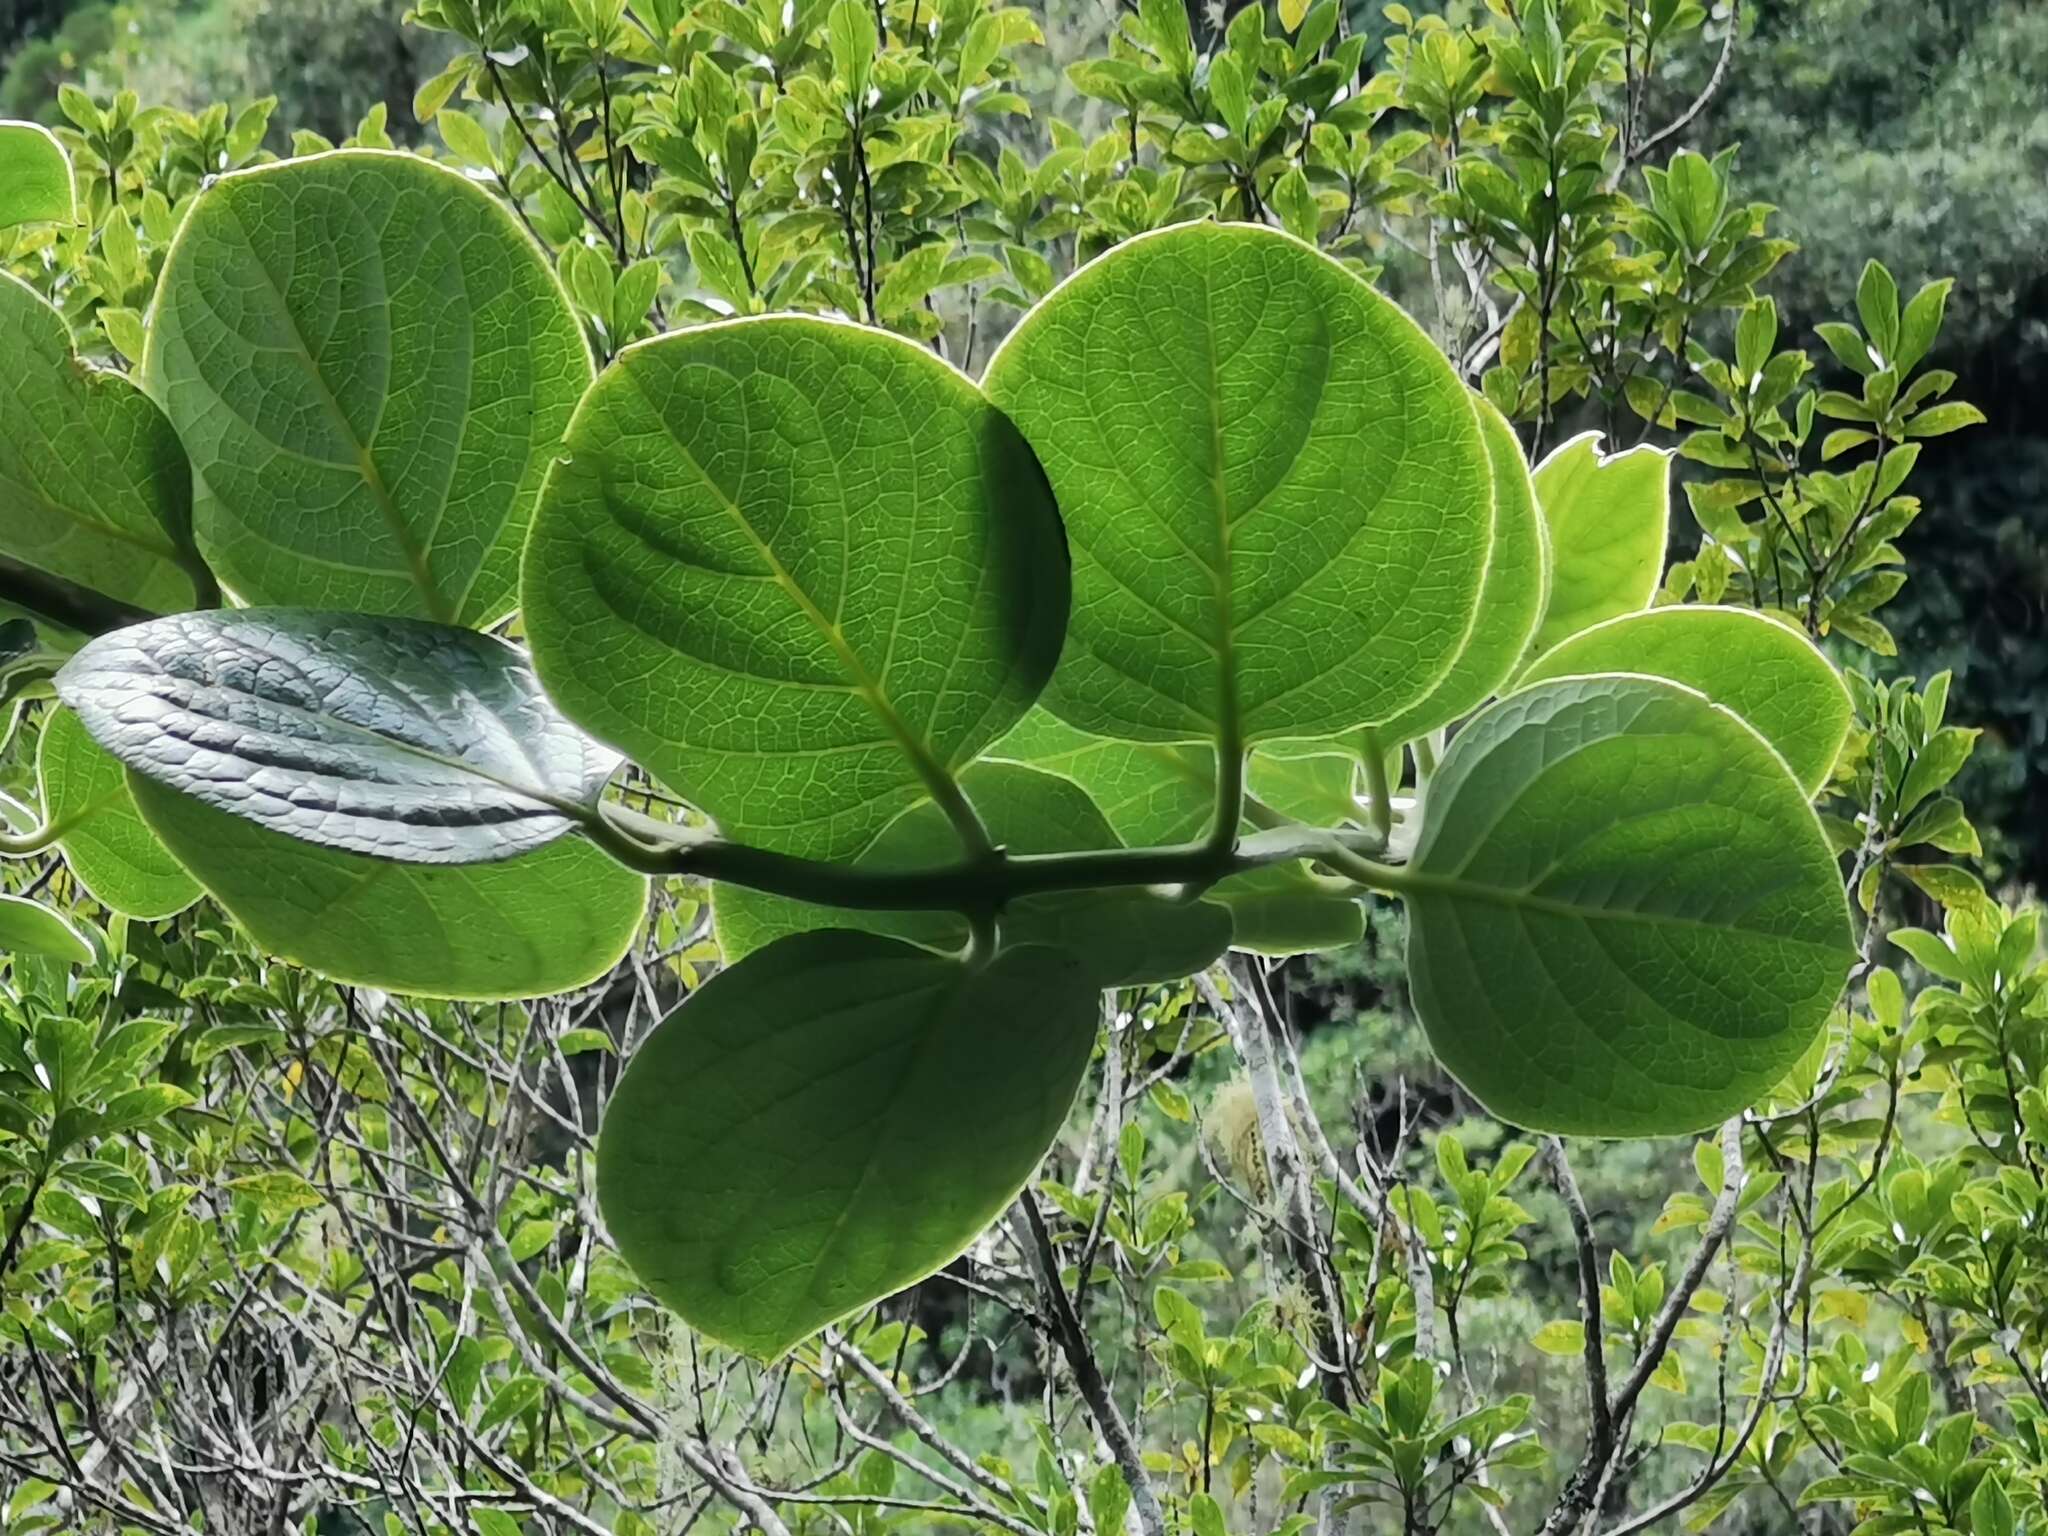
[219,201,452,623]
[627,362,965,818]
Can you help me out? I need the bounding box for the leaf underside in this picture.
[0,273,196,612]
[41,707,201,920]
[55,609,618,864]
[1515,605,1852,795]
[525,314,1069,860]
[1404,674,1853,1136]
[983,220,1494,744]
[598,930,1100,1358]
[145,149,590,625]
[134,776,647,1000]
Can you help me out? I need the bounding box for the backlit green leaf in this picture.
[145,150,589,624]
[0,893,95,965]
[982,221,1492,744]
[1527,432,1671,656]
[0,121,74,227]
[714,761,1231,985]
[133,776,645,1000]
[1400,675,1852,1136]
[56,610,618,864]
[1516,606,1851,794]
[525,314,1068,859]
[0,273,197,611]
[599,930,1099,1357]
[1378,395,1549,743]
[40,707,201,920]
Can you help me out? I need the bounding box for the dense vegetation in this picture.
[0,1,2042,1534]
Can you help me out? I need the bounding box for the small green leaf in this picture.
[525,314,1068,860]
[1527,432,1671,656]
[1378,393,1549,743]
[1401,675,1852,1136]
[57,610,619,864]
[1515,606,1851,795]
[0,121,74,227]
[1531,1320,1585,1356]
[0,894,96,965]
[132,777,645,1001]
[983,222,1493,744]
[145,150,590,624]
[40,708,201,920]
[0,273,198,610]
[1971,1473,2015,1536]
[599,930,1099,1357]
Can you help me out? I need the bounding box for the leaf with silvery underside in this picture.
[1378,393,1549,744]
[0,122,72,228]
[144,149,590,625]
[524,314,1068,861]
[0,274,197,613]
[988,708,1363,956]
[1402,674,1853,1137]
[599,929,1100,1358]
[1515,606,1851,795]
[40,707,201,920]
[54,609,618,865]
[713,760,1231,985]
[133,777,645,1000]
[1526,431,1671,657]
[982,221,1493,745]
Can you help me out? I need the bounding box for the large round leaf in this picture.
[0,122,73,228]
[1399,675,1853,1136]
[524,315,1068,860]
[0,893,96,965]
[133,776,645,999]
[989,709,1363,956]
[982,221,1492,745]
[54,610,618,864]
[1516,606,1850,794]
[714,760,1231,985]
[1377,395,1548,743]
[0,273,196,611]
[599,930,1099,1357]
[40,707,201,920]
[145,149,590,624]
[1527,432,1671,656]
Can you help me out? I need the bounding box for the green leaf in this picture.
[599,930,1099,1357]
[1400,675,1852,1135]
[982,222,1492,744]
[40,708,201,920]
[56,610,618,864]
[0,273,198,611]
[1531,1320,1585,1356]
[1971,1473,2014,1536]
[713,761,1231,985]
[0,121,74,227]
[132,776,645,1000]
[227,1170,325,1215]
[145,150,590,624]
[1515,606,1850,795]
[525,315,1067,860]
[1527,432,1671,656]
[989,709,1363,956]
[1378,393,1548,743]
[0,894,95,965]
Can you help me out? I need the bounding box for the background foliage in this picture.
[0,0,2044,1533]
